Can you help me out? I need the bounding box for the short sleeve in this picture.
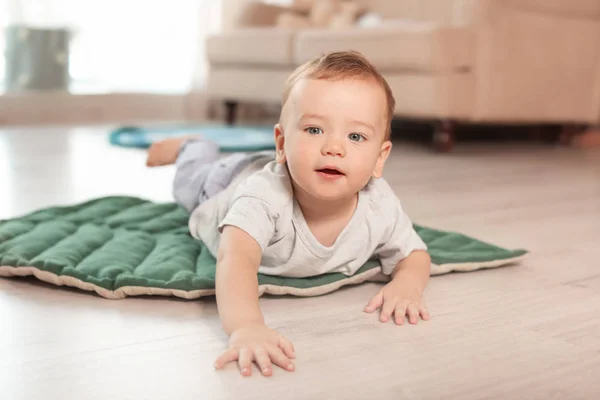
[374,199,427,275]
[218,196,276,251]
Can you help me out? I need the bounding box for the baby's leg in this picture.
[170,138,221,212]
[146,135,199,167]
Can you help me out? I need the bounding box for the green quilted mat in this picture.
[0,196,528,299]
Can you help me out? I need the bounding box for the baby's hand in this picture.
[214,323,296,377]
[364,277,431,325]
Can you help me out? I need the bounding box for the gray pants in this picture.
[172,138,275,212]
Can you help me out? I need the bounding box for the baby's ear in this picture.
[274,124,287,163]
[372,139,392,179]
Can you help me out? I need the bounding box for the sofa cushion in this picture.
[207,28,295,66]
[359,0,462,23]
[294,22,472,72]
[357,0,422,19]
[207,67,294,102]
[385,71,473,119]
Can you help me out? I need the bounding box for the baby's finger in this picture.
[278,336,296,359]
[407,304,420,324]
[268,346,295,372]
[364,291,384,313]
[394,302,407,325]
[238,348,253,377]
[214,348,239,369]
[380,298,397,323]
[254,347,273,377]
[419,304,431,321]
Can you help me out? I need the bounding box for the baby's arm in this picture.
[364,250,431,325]
[213,225,295,377]
[364,193,432,325]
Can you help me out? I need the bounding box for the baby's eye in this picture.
[305,127,323,135]
[348,133,365,142]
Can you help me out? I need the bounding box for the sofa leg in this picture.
[224,101,238,125]
[433,120,456,153]
[558,124,587,146]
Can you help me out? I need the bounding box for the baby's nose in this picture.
[322,137,345,157]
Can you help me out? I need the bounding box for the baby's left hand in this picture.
[364,277,430,325]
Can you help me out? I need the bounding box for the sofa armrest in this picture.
[465,0,600,123]
[455,0,600,26]
[489,0,600,19]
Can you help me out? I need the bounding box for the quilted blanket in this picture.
[0,196,527,299]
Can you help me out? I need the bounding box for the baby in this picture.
[147,51,431,377]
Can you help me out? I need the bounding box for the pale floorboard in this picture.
[0,127,599,399]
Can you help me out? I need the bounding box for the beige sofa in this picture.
[206,0,600,150]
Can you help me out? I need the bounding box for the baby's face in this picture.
[276,77,391,202]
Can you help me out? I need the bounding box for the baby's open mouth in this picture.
[316,167,344,176]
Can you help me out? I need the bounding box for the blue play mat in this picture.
[109,124,275,152]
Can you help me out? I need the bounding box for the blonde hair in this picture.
[282,51,395,139]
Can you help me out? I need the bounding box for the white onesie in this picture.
[188,159,427,278]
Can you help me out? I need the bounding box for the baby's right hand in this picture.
[214,323,296,377]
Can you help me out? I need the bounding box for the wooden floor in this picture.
[1,126,599,399]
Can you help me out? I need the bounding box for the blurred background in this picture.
[0,0,221,93]
[1,0,600,149]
